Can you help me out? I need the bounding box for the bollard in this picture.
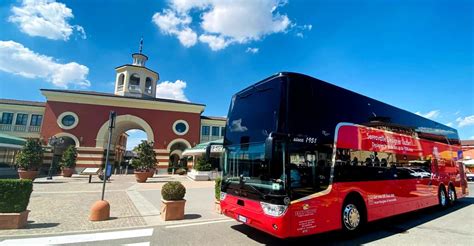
[89,200,110,221]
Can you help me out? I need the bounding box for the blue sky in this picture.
[0,0,473,148]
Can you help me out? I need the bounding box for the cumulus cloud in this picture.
[152,0,308,51]
[0,40,90,88]
[246,47,259,54]
[155,80,189,102]
[446,122,453,127]
[456,115,474,128]
[415,110,440,119]
[9,0,86,41]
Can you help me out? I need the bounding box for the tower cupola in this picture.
[113,38,159,98]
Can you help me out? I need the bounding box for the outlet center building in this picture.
[0,47,226,171]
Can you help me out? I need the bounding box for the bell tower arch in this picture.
[114,38,159,98]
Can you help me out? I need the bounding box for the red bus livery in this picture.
[218,72,468,238]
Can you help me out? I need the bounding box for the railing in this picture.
[117,85,124,91]
[0,124,12,131]
[14,125,27,132]
[29,125,41,132]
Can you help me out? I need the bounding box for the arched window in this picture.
[117,74,124,91]
[145,77,153,94]
[129,73,140,92]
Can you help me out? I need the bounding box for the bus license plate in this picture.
[238,215,247,223]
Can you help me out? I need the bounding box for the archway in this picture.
[50,133,78,175]
[95,115,155,173]
[167,139,191,167]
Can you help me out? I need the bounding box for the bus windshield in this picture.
[222,78,287,202]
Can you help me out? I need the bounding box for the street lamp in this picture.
[47,136,64,180]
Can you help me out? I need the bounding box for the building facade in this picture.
[0,47,225,171]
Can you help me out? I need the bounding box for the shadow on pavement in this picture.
[26,222,60,229]
[184,214,202,220]
[231,197,473,245]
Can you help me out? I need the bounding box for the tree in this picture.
[59,145,77,169]
[15,139,44,171]
[131,141,157,171]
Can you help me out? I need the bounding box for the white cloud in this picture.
[456,115,474,128]
[0,40,90,88]
[151,9,197,47]
[246,47,259,54]
[415,110,440,119]
[446,122,453,127]
[152,0,307,51]
[470,136,474,140]
[9,0,86,41]
[155,80,189,102]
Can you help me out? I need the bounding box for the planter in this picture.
[134,171,148,183]
[62,168,74,177]
[187,169,211,181]
[17,170,38,181]
[147,168,155,178]
[215,200,222,214]
[0,210,29,229]
[161,199,186,221]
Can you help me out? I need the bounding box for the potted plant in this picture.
[161,181,186,221]
[16,139,44,180]
[132,141,157,183]
[188,157,213,181]
[215,177,222,214]
[59,145,77,177]
[0,179,33,229]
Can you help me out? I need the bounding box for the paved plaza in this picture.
[0,174,224,237]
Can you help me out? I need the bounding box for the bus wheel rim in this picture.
[448,188,455,202]
[343,204,360,230]
[440,189,446,206]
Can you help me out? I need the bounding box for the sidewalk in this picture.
[0,174,223,237]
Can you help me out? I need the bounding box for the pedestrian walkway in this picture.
[0,228,154,245]
[0,174,223,237]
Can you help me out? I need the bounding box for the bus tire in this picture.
[447,184,456,206]
[341,198,365,232]
[438,186,448,208]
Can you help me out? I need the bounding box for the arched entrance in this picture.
[95,114,155,170]
[51,133,79,174]
[167,139,191,167]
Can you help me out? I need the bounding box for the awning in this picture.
[0,133,26,149]
[463,159,474,166]
[182,139,223,156]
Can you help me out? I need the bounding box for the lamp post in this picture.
[47,136,64,180]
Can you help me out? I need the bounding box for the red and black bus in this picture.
[219,72,469,238]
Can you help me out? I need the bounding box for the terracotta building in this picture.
[0,47,225,171]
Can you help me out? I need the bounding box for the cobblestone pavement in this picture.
[0,174,218,237]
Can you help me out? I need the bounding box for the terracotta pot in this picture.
[62,168,74,177]
[134,171,148,183]
[0,210,30,229]
[147,168,155,178]
[18,170,38,181]
[161,199,186,221]
[215,200,222,214]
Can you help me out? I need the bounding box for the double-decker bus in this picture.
[218,72,469,238]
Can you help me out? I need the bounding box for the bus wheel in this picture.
[438,186,448,208]
[342,202,362,232]
[447,185,456,205]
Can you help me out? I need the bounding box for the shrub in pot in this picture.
[175,168,187,175]
[16,139,44,180]
[59,145,77,177]
[161,181,186,221]
[0,179,33,229]
[132,141,157,183]
[194,157,212,172]
[214,177,222,213]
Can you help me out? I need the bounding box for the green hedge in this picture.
[215,177,222,200]
[161,181,186,201]
[0,179,33,213]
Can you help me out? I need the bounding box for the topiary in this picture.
[59,145,77,169]
[15,138,44,171]
[161,181,186,201]
[215,177,222,201]
[0,179,33,213]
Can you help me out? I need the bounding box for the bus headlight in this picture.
[260,202,288,217]
[220,192,227,201]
